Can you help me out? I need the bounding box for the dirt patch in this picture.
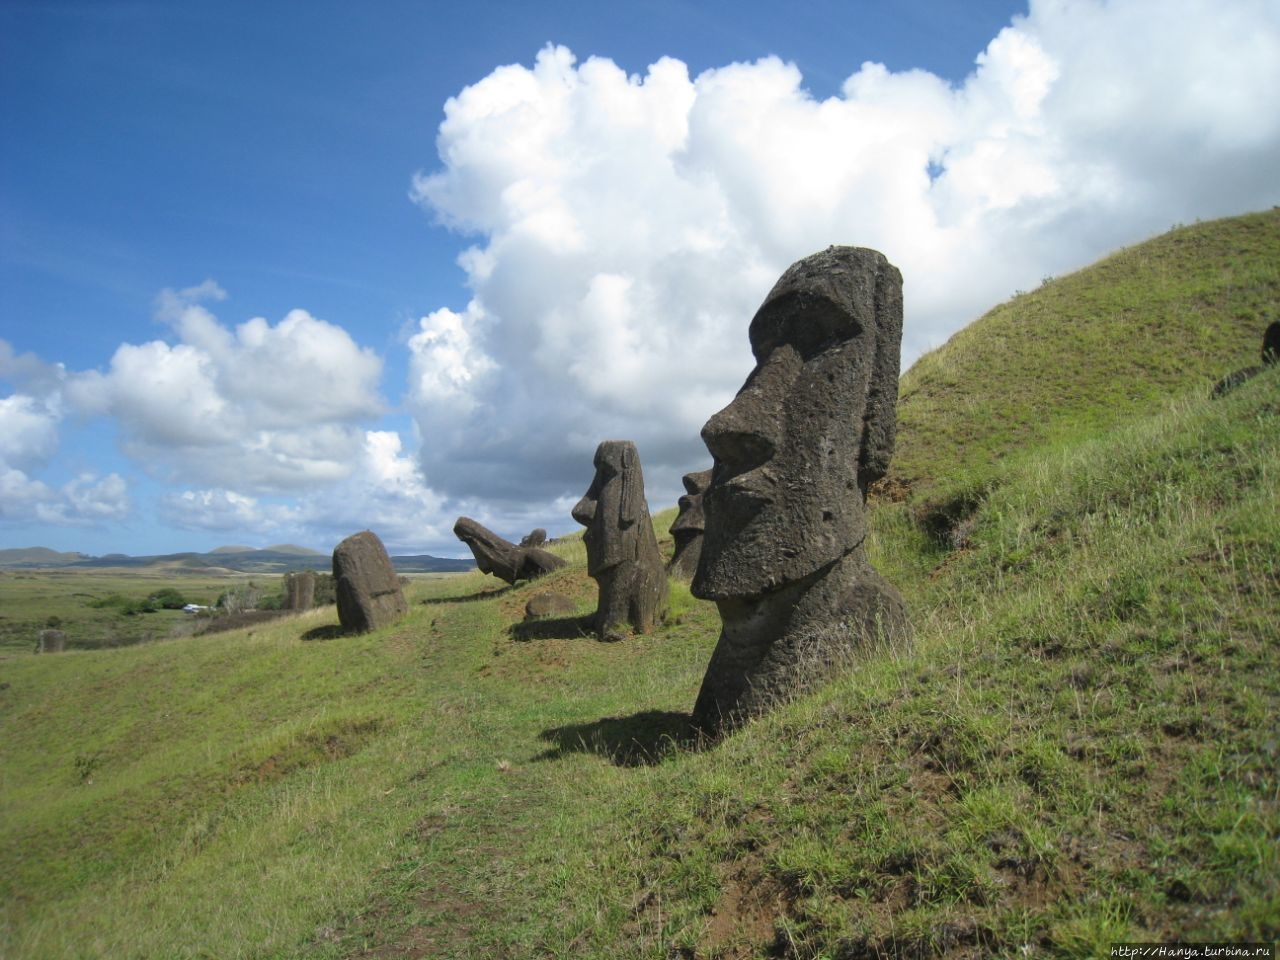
[698,869,790,959]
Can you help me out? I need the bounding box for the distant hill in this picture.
[0,546,90,567]
[0,546,473,574]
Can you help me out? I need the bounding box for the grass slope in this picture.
[890,208,1280,502]
[1,211,1277,958]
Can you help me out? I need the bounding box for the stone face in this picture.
[453,517,566,584]
[691,246,909,735]
[520,528,548,548]
[332,530,408,634]
[667,468,713,581]
[572,440,668,640]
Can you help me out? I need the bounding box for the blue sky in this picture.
[2,0,1278,558]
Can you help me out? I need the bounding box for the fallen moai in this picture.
[691,246,910,735]
[572,440,668,641]
[332,530,408,633]
[453,517,566,585]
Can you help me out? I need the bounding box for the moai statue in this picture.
[666,468,713,581]
[284,570,316,611]
[691,246,910,735]
[453,517,566,584]
[572,440,668,640]
[332,530,408,634]
[520,528,548,548]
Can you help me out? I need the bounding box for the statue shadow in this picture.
[423,584,513,605]
[509,615,596,642]
[301,624,346,642]
[535,710,698,767]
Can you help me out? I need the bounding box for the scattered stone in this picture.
[453,517,566,584]
[666,468,713,581]
[36,629,66,654]
[524,592,577,620]
[332,530,408,633]
[691,246,910,735]
[572,440,668,640]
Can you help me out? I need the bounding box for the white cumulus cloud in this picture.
[65,284,386,492]
[405,0,1280,531]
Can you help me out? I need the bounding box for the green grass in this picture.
[890,208,1280,509]
[0,570,262,653]
[1,211,1277,958]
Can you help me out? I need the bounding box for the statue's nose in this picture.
[572,495,597,526]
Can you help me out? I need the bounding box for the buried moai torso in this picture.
[572,440,668,640]
[666,468,712,581]
[690,246,910,735]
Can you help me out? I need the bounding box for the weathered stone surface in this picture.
[283,570,316,611]
[524,592,577,620]
[691,246,909,735]
[453,517,566,584]
[520,528,548,548]
[667,468,712,581]
[37,629,66,653]
[332,530,408,634]
[572,440,668,640]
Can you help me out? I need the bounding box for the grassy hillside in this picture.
[889,208,1279,503]
[1,211,1277,958]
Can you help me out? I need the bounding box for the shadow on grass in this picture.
[422,584,513,605]
[509,615,596,642]
[301,624,346,642]
[536,710,696,767]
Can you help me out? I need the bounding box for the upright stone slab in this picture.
[453,517,566,584]
[37,629,67,653]
[572,440,668,640]
[691,246,909,735]
[666,468,712,581]
[284,570,316,611]
[332,530,408,633]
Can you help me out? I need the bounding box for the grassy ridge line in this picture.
[891,208,1280,500]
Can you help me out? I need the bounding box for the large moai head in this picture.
[332,530,408,634]
[572,440,649,576]
[692,246,904,602]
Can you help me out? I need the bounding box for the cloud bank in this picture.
[4,0,1278,553]
[405,0,1280,532]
